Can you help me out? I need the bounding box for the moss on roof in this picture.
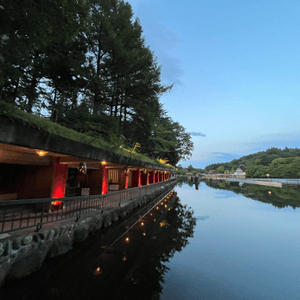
[0,101,175,169]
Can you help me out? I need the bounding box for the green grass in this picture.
[0,101,174,169]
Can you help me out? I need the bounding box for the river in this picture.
[1,179,300,300]
[161,179,300,300]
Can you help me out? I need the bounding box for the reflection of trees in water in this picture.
[114,198,196,300]
[188,180,193,187]
[202,179,300,209]
[177,176,198,189]
[176,178,183,187]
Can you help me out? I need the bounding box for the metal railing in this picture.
[0,179,177,234]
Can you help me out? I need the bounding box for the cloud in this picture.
[190,132,206,137]
[212,152,237,158]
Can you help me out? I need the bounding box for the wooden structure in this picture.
[0,117,175,210]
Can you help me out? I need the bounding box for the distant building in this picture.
[235,165,246,176]
[208,170,218,174]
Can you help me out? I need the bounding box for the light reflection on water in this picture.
[2,183,299,300]
[161,181,300,300]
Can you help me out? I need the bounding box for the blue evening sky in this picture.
[127,0,300,168]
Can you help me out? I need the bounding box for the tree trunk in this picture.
[26,74,37,113]
[55,91,64,123]
[12,77,20,104]
[93,24,102,115]
[51,88,57,122]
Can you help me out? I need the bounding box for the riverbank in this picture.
[194,175,300,188]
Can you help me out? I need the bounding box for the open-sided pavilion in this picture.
[0,117,175,210]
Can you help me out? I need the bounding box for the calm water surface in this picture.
[2,181,300,300]
[161,181,300,300]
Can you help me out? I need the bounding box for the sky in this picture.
[126,0,300,168]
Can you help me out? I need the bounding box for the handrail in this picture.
[0,178,176,206]
[0,179,177,234]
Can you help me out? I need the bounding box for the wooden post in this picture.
[102,166,108,195]
[51,157,68,199]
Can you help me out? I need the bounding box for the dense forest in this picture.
[0,0,193,166]
[204,147,300,178]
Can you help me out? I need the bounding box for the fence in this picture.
[0,179,177,234]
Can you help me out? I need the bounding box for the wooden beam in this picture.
[0,149,51,165]
[59,157,99,164]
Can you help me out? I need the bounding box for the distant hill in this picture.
[204,147,300,178]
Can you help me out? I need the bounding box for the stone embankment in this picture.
[254,181,282,187]
[0,181,176,287]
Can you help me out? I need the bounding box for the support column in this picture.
[51,157,68,199]
[152,171,155,183]
[147,173,150,185]
[51,157,67,210]
[125,174,129,189]
[138,169,141,186]
[102,166,108,195]
[156,171,160,182]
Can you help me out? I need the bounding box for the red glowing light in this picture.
[138,169,141,187]
[52,157,67,199]
[102,166,108,195]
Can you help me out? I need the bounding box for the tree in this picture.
[0,0,192,165]
[187,165,194,172]
[217,166,224,173]
[0,0,90,113]
[149,115,193,165]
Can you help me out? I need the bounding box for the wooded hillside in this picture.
[204,147,300,178]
